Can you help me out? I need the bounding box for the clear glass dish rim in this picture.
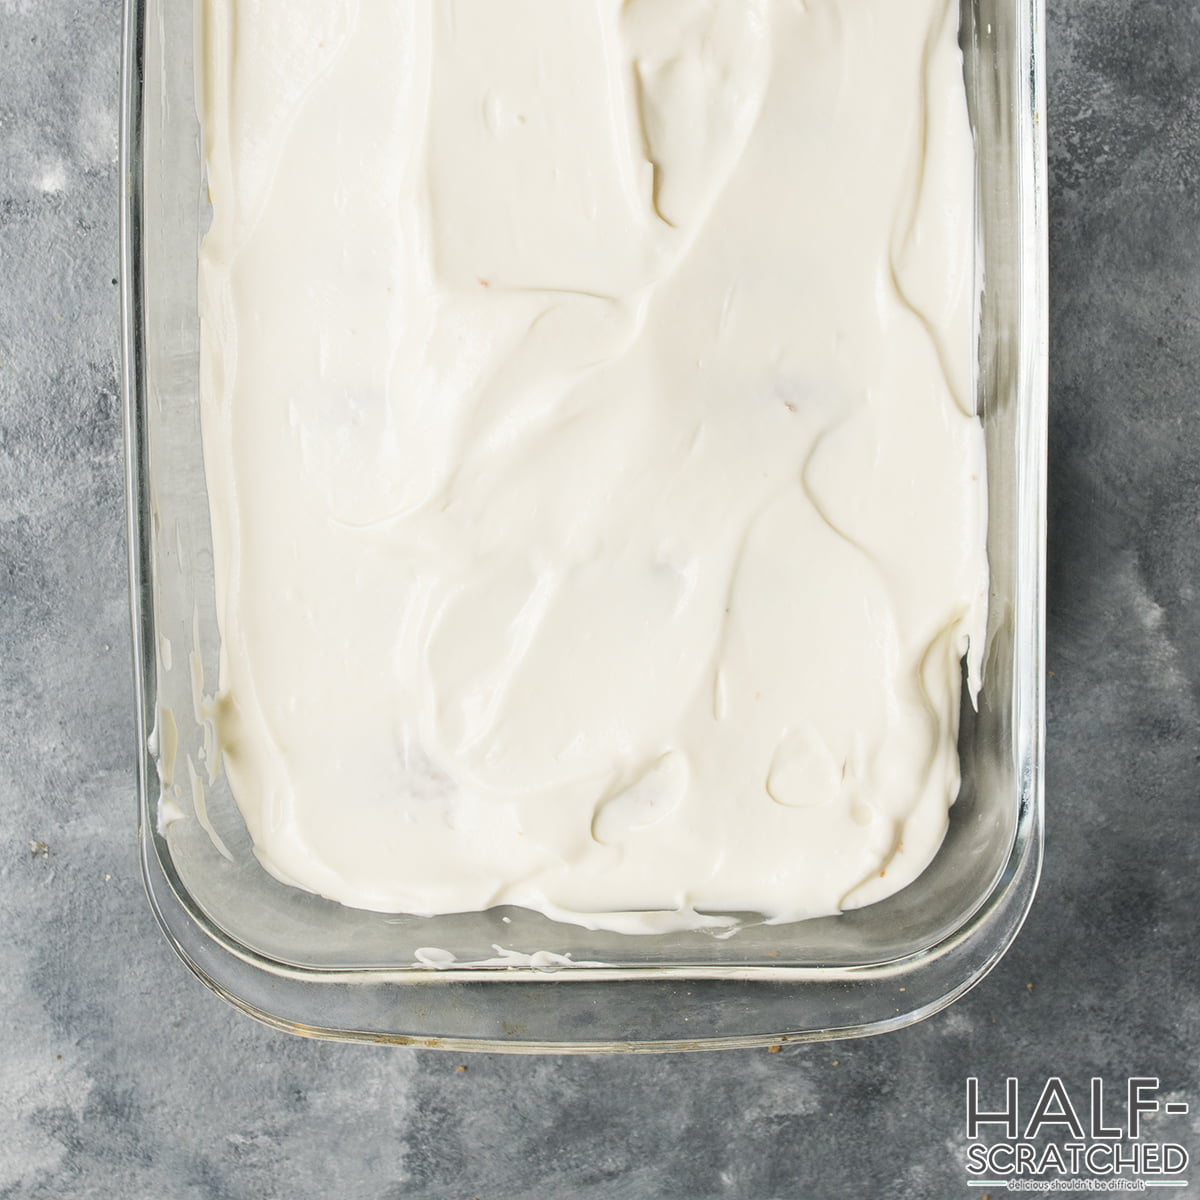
[119,0,1048,1051]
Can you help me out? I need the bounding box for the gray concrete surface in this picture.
[1,2,1198,1197]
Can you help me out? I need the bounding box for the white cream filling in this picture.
[197,0,987,933]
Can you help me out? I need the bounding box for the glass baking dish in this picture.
[119,0,1046,1052]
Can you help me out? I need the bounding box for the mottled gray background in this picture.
[1,2,1197,1197]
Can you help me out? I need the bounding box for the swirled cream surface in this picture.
[197,0,987,933]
